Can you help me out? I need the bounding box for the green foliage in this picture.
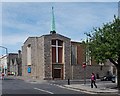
[86,16,120,64]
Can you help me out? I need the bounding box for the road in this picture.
[2,76,86,95]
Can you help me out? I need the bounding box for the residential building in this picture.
[0,55,7,75]
[7,51,22,76]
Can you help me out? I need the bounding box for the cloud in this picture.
[2,2,52,35]
[53,2,117,41]
[2,2,118,52]
[2,34,28,45]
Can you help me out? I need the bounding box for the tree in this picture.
[86,16,120,90]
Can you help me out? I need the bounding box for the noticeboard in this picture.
[27,67,31,73]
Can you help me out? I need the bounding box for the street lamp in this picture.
[0,46,8,55]
[0,46,8,75]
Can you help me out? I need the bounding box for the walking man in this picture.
[91,73,97,88]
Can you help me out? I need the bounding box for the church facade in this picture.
[22,7,110,80]
[22,33,110,80]
[22,33,71,80]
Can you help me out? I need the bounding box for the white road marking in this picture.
[34,87,54,94]
[49,83,96,94]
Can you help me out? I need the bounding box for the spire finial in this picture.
[50,6,56,34]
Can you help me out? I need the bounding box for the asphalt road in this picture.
[2,77,86,95]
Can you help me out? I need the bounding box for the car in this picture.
[111,75,117,83]
[101,75,113,81]
[7,72,14,75]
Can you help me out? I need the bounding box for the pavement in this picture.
[64,81,118,94]
[47,79,119,94]
[8,76,120,95]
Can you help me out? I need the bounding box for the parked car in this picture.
[7,72,14,75]
[101,75,113,81]
[111,75,117,83]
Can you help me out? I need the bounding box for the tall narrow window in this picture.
[71,45,77,65]
[52,47,56,63]
[52,40,63,63]
[27,44,31,65]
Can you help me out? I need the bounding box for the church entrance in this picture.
[52,65,63,80]
[54,69,61,78]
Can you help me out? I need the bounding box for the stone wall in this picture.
[37,36,45,79]
[44,35,52,79]
[64,37,71,79]
[71,65,110,79]
[22,33,71,80]
[22,38,30,77]
[44,33,71,80]
[22,37,40,79]
[22,34,111,80]
[22,36,46,79]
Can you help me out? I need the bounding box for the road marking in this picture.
[49,83,96,94]
[34,87,54,94]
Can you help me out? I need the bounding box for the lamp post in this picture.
[0,46,8,75]
[0,46,8,55]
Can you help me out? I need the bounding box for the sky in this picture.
[1,0,120,55]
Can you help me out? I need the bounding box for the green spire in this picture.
[50,6,56,34]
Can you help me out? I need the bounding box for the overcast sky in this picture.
[1,0,119,55]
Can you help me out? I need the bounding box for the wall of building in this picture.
[22,45,26,77]
[37,36,45,79]
[22,34,71,80]
[71,65,110,79]
[44,35,52,79]
[22,34,112,80]
[71,42,85,65]
[22,37,38,79]
[0,55,7,74]
[70,41,111,80]
[7,53,18,75]
[22,36,46,79]
[63,36,71,79]
[17,50,22,76]
[22,38,29,77]
[44,33,71,80]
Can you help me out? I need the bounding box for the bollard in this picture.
[68,79,70,85]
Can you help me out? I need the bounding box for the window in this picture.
[27,44,31,66]
[52,40,63,63]
[52,47,56,63]
[52,40,56,45]
[71,45,77,65]
[58,40,63,46]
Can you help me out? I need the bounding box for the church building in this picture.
[22,7,109,80]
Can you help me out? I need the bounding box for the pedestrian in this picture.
[91,72,97,88]
[2,73,4,80]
